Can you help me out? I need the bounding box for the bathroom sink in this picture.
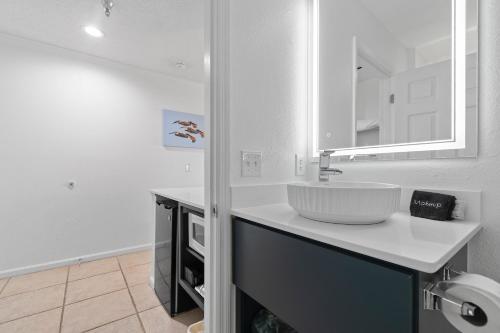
[287,181,401,224]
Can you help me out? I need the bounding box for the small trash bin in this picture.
[187,321,204,333]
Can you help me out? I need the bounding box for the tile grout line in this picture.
[0,252,152,330]
[0,281,67,300]
[62,290,145,332]
[0,254,149,297]
[80,314,139,333]
[0,253,151,299]
[2,284,129,320]
[0,262,129,301]
[0,278,10,297]
[117,259,147,333]
[65,286,129,306]
[67,268,121,283]
[0,284,66,326]
[58,266,70,333]
[0,306,63,326]
[0,283,147,327]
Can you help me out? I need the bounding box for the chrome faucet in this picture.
[319,150,343,182]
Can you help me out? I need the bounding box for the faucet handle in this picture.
[319,150,335,168]
[320,150,335,156]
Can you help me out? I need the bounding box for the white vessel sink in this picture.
[287,181,401,224]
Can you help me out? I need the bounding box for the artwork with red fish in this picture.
[163,110,205,148]
[182,126,205,138]
[173,120,198,128]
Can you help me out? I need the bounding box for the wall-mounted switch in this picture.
[185,164,191,172]
[295,154,306,176]
[241,151,262,177]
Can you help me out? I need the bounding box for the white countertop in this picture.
[231,204,482,273]
[151,187,204,210]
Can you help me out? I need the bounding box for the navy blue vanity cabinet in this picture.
[233,218,418,333]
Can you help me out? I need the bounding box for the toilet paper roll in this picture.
[441,273,500,332]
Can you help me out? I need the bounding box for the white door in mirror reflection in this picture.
[393,61,451,159]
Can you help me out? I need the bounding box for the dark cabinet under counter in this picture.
[232,217,467,333]
[233,218,419,333]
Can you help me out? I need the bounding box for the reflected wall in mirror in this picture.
[315,0,478,158]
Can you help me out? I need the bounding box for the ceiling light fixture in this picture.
[83,25,104,38]
[102,0,115,17]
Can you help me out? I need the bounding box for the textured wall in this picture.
[230,0,308,185]
[313,0,500,280]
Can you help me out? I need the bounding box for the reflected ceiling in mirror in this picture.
[313,0,478,157]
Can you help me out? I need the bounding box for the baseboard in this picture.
[0,243,153,279]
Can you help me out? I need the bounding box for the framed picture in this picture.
[162,110,205,149]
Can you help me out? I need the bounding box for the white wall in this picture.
[415,28,479,68]
[0,34,204,274]
[311,1,500,281]
[356,79,380,121]
[356,79,381,147]
[229,0,308,185]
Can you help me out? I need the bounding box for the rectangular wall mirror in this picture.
[310,0,478,159]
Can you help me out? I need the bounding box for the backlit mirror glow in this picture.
[310,0,477,158]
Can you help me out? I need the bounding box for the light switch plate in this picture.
[241,151,262,177]
[295,153,305,176]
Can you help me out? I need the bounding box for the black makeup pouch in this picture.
[410,190,456,221]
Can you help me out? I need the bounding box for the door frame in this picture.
[204,0,232,332]
[352,36,393,148]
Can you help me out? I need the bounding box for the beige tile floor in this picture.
[0,250,203,333]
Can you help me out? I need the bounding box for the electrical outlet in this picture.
[295,154,305,176]
[241,151,262,177]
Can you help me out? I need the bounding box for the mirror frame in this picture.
[308,0,468,158]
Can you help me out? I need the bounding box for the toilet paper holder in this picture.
[423,265,488,326]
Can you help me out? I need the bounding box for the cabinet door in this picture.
[233,219,417,333]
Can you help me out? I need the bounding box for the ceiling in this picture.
[0,0,205,82]
[359,0,477,48]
